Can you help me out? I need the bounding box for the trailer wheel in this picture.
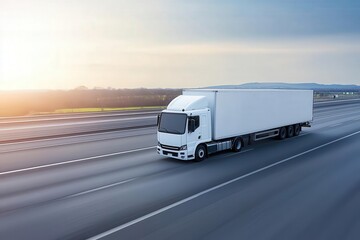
[194,145,206,162]
[278,127,287,140]
[232,138,242,152]
[287,125,294,138]
[294,124,301,136]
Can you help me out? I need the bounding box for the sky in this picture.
[1,0,360,90]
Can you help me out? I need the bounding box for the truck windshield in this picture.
[158,112,187,134]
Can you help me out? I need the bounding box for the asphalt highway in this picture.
[0,100,359,239]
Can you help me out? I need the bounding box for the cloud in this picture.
[105,36,360,56]
[1,0,359,89]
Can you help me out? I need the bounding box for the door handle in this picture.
[198,135,201,139]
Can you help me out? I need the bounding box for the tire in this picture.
[287,125,294,138]
[278,127,287,140]
[194,145,206,162]
[294,124,301,136]
[232,138,242,152]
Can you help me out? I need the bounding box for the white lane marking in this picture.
[0,116,156,131]
[0,127,156,148]
[314,98,360,105]
[0,146,156,176]
[88,130,360,240]
[0,111,160,124]
[64,178,136,199]
[314,110,360,121]
[0,131,156,155]
[311,116,360,132]
[222,148,254,158]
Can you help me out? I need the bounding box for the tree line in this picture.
[0,89,181,116]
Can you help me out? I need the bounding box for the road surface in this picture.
[0,100,359,239]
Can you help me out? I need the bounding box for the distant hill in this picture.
[207,83,360,92]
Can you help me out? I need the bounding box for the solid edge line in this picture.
[0,127,155,146]
[1,116,156,131]
[0,146,156,176]
[0,127,156,148]
[88,129,360,240]
[314,98,360,105]
[0,111,159,124]
[64,178,136,199]
[0,125,156,146]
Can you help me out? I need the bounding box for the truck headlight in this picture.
[158,141,161,147]
[180,145,187,150]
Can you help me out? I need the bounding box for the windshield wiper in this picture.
[159,127,169,133]
[170,129,181,134]
[160,127,182,134]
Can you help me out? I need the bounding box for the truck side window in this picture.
[189,116,200,130]
[194,116,200,129]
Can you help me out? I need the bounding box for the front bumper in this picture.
[157,146,193,160]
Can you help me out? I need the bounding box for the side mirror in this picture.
[188,119,195,133]
[157,114,161,126]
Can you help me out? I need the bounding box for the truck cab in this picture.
[157,95,211,160]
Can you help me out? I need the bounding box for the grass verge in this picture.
[35,106,165,115]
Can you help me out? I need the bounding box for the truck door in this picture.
[187,115,201,155]
[201,114,210,141]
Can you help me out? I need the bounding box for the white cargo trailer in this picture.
[157,89,313,161]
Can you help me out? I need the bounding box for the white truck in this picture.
[157,89,313,161]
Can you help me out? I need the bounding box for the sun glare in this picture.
[1,4,59,90]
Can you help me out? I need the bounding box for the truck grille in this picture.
[160,144,180,151]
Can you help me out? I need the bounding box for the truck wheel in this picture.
[195,145,206,162]
[232,138,242,152]
[294,124,301,136]
[278,127,287,140]
[287,125,294,138]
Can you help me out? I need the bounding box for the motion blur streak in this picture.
[0,100,359,239]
